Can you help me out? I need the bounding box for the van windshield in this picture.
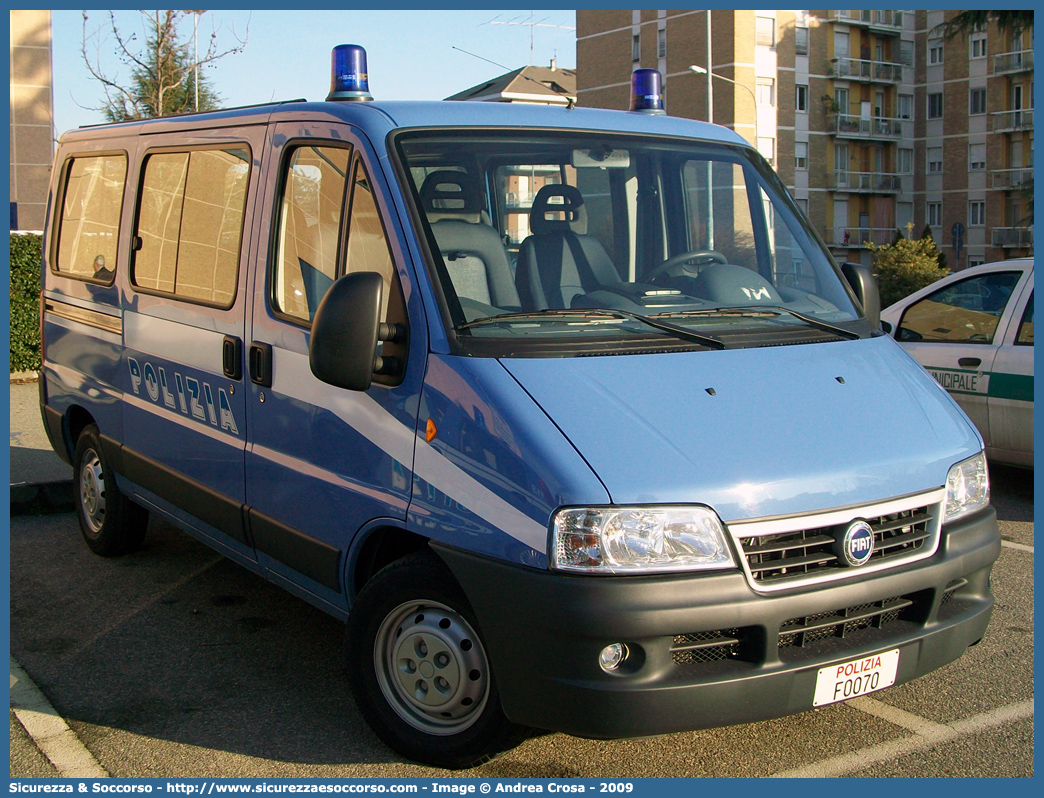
[396,130,863,356]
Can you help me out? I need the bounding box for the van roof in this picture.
[58,99,751,149]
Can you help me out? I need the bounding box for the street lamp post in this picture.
[689,64,758,146]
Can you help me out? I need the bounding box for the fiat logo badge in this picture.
[840,520,875,566]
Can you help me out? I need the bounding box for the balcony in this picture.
[825,227,898,247]
[832,10,904,34]
[828,170,903,193]
[992,168,1034,190]
[830,57,904,84]
[992,227,1033,248]
[992,109,1034,133]
[993,50,1033,75]
[829,113,904,140]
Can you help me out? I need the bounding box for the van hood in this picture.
[499,336,982,522]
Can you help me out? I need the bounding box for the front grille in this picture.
[735,503,936,587]
[671,629,741,664]
[778,596,911,649]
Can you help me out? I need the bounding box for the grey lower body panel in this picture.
[435,507,999,739]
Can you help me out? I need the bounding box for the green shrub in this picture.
[865,234,950,309]
[10,232,43,372]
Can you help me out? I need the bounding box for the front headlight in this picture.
[551,505,736,574]
[944,451,990,523]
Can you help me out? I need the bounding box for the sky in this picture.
[50,9,578,138]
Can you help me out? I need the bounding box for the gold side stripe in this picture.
[44,300,122,335]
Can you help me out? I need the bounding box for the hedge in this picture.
[10,232,42,372]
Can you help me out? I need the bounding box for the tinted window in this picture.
[898,272,1022,344]
[273,145,351,323]
[56,154,127,281]
[345,159,396,322]
[1016,291,1033,345]
[134,147,250,306]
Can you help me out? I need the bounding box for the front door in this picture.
[244,120,422,612]
[896,269,1027,443]
[988,282,1034,463]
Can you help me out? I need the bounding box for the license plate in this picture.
[813,648,900,707]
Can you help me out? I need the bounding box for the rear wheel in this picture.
[347,550,524,768]
[73,424,148,556]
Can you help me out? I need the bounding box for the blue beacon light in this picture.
[327,44,374,102]
[629,68,665,115]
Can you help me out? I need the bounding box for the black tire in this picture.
[73,424,148,556]
[346,549,525,769]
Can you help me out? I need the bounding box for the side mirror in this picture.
[841,262,882,330]
[309,271,383,391]
[880,320,893,335]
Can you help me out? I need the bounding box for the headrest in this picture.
[419,170,483,215]
[692,263,783,306]
[530,184,587,235]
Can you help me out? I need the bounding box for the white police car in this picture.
[881,259,1033,468]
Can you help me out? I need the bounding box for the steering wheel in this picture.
[645,250,727,283]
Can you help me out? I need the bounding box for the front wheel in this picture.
[346,550,524,768]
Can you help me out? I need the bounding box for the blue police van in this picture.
[39,47,999,768]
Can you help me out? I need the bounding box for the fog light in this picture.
[599,643,628,672]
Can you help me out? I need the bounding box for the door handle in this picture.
[249,342,273,388]
[222,336,243,380]
[958,357,981,368]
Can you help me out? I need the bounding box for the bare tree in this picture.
[81,10,248,121]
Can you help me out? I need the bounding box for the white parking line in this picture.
[10,658,109,778]
[769,698,1034,778]
[1001,540,1034,554]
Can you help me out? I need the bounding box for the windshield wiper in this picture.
[458,308,725,349]
[658,306,861,341]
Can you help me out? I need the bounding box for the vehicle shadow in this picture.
[988,463,1034,523]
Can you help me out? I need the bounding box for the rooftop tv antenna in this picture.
[484,12,575,65]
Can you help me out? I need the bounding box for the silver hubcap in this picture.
[374,600,490,735]
[79,448,106,535]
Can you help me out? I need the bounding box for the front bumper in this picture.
[434,506,999,739]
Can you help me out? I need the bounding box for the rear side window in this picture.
[55,154,127,282]
[133,147,250,307]
[273,144,352,323]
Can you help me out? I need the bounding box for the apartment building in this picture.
[10,9,55,231]
[576,10,1033,269]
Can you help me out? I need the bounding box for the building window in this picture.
[971,33,987,59]
[657,29,666,59]
[898,94,913,120]
[969,258,985,268]
[795,141,808,170]
[969,200,986,226]
[927,146,943,174]
[756,16,775,47]
[898,148,913,174]
[927,201,943,227]
[796,198,809,217]
[928,41,944,65]
[969,88,987,116]
[969,143,986,171]
[796,84,808,113]
[632,34,640,62]
[927,92,943,120]
[756,78,775,106]
[757,137,775,164]
[795,26,809,55]
[900,39,914,66]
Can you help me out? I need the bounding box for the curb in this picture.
[10,481,75,516]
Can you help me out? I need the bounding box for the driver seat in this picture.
[514,184,620,309]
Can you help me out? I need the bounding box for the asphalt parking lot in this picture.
[9,464,1034,779]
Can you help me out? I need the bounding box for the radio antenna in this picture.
[484,12,575,65]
